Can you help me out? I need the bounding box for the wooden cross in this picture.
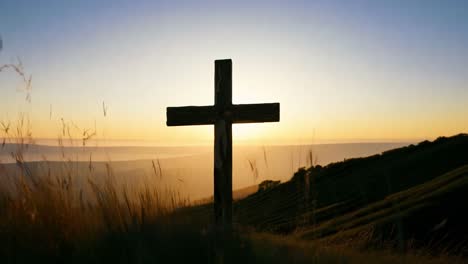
[166,59,280,229]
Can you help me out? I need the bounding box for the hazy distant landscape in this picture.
[0,142,410,199]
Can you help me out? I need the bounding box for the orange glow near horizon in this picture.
[5,110,466,147]
[1,2,468,146]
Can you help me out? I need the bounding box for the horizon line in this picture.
[1,137,424,148]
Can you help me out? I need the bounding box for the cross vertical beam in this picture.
[214,59,232,230]
[166,59,280,232]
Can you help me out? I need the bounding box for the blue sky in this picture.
[1,0,467,144]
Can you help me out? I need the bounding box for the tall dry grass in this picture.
[0,59,196,262]
[0,119,192,261]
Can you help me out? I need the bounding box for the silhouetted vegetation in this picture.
[258,180,280,192]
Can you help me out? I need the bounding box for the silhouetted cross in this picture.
[166,59,280,229]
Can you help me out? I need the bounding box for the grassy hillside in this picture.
[299,165,468,253]
[220,134,468,255]
[1,134,468,262]
[234,134,468,227]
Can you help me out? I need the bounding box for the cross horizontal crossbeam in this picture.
[166,103,280,126]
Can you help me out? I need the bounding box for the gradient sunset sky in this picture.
[1,0,467,145]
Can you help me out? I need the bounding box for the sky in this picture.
[0,0,467,145]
